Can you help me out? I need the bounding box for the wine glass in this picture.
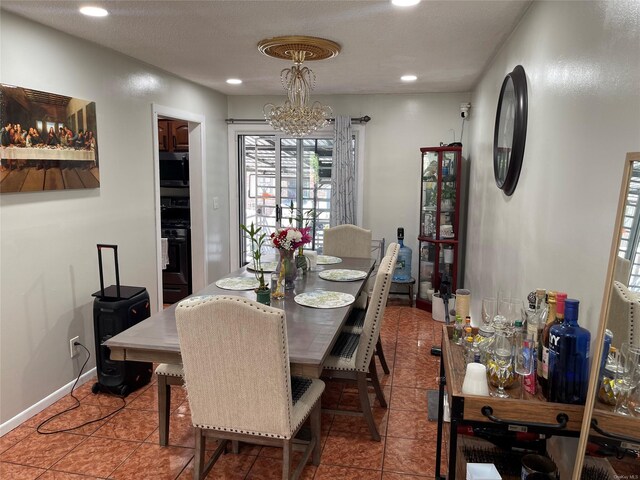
[495,299,512,334]
[481,297,497,327]
[508,299,525,336]
[490,333,513,398]
[615,343,640,416]
[514,331,535,398]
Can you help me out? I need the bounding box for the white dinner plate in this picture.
[246,261,278,273]
[316,255,342,265]
[319,269,368,282]
[294,290,355,309]
[215,277,260,290]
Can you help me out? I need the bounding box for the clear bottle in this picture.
[537,291,557,397]
[453,315,464,345]
[393,227,412,281]
[548,299,591,404]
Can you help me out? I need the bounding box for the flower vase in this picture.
[255,288,271,306]
[296,247,308,274]
[277,249,297,290]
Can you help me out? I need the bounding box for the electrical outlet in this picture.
[69,336,79,358]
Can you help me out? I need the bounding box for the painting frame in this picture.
[0,84,100,193]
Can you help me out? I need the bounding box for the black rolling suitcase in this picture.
[91,244,152,397]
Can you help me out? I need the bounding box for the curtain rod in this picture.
[225,115,371,125]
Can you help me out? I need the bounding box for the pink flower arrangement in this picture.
[271,226,311,251]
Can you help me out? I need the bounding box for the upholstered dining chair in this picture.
[323,224,372,259]
[322,253,396,441]
[342,242,399,375]
[176,295,325,480]
[155,363,184,446]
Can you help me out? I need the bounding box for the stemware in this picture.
[490,333,513,398]
[494,299,513,334]
[508,299,525,336]
[614,343,640,416]
[481,297,497,327]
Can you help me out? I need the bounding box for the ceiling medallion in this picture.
[259,36,341,137]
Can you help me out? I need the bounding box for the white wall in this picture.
[228,93,471,278]
[466,0,640,334]
[0,13,229,425]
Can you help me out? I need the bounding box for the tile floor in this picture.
[0,304,448,479]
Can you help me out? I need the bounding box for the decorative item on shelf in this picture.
[271,226,312,295]
[259,36,340,137]
[240,222,270,305]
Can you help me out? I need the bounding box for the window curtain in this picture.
[330,115,357,226]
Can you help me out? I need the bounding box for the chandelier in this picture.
[259,36,341,137]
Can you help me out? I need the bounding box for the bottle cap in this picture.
[515,319,523,327]
[547,291,557,303]
[565,298,579,321]
[556,292,567,316]
[536,288,546,297]
[527,291,536,309]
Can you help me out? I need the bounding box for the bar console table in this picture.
[435,325,588,479]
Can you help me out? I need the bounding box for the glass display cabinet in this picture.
[416,145,463,312]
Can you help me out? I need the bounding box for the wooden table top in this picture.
[104,257,375,377]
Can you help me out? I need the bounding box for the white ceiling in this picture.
[2,0,531,95]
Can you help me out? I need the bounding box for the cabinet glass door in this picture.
[440,151,457,239]
[421,151,439,238]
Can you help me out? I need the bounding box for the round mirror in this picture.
[493,65,527,196]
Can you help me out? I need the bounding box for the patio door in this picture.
[239,135,334,264]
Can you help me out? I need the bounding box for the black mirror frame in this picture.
[493,65,528,196]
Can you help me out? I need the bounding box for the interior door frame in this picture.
[152,104,207,312]
[227,123,365,271]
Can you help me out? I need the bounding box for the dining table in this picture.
[104,256,375,378]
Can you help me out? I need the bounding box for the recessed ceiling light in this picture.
[79,6,109,17]
[401,75,418,82]
[392,0,421,7]
[226,79,243,85]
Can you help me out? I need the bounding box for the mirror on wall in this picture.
[577,152,640,476]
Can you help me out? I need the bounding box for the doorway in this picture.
[152,104,207,312]
[238,134,334,265]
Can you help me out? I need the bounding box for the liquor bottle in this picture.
[523,290,543,395]
[537,292,557,397]
[393,227,412,281]
[542,292,568,398]
[548,299,591,404]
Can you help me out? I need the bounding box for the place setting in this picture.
[318,269,368,282]
[316,255,342,265]
[215,277,260,290]
[294,290,355,309]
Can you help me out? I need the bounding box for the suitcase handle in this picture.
[97,244,120,299]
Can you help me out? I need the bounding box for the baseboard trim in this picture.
[0,367,96,436]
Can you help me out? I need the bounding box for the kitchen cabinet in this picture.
[158,119,189,152]
[416,146,463,312]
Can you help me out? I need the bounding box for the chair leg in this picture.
[157,375,170,446]
[369,357,387,408]
[282,438,292,480]
[231,440,239,454]
[194,427,205,480]
[375,337,391,375]
[310,401,322,466]
[357,371,380,441]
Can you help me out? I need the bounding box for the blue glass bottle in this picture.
[393,227,412,281]
[548,299,591,404]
